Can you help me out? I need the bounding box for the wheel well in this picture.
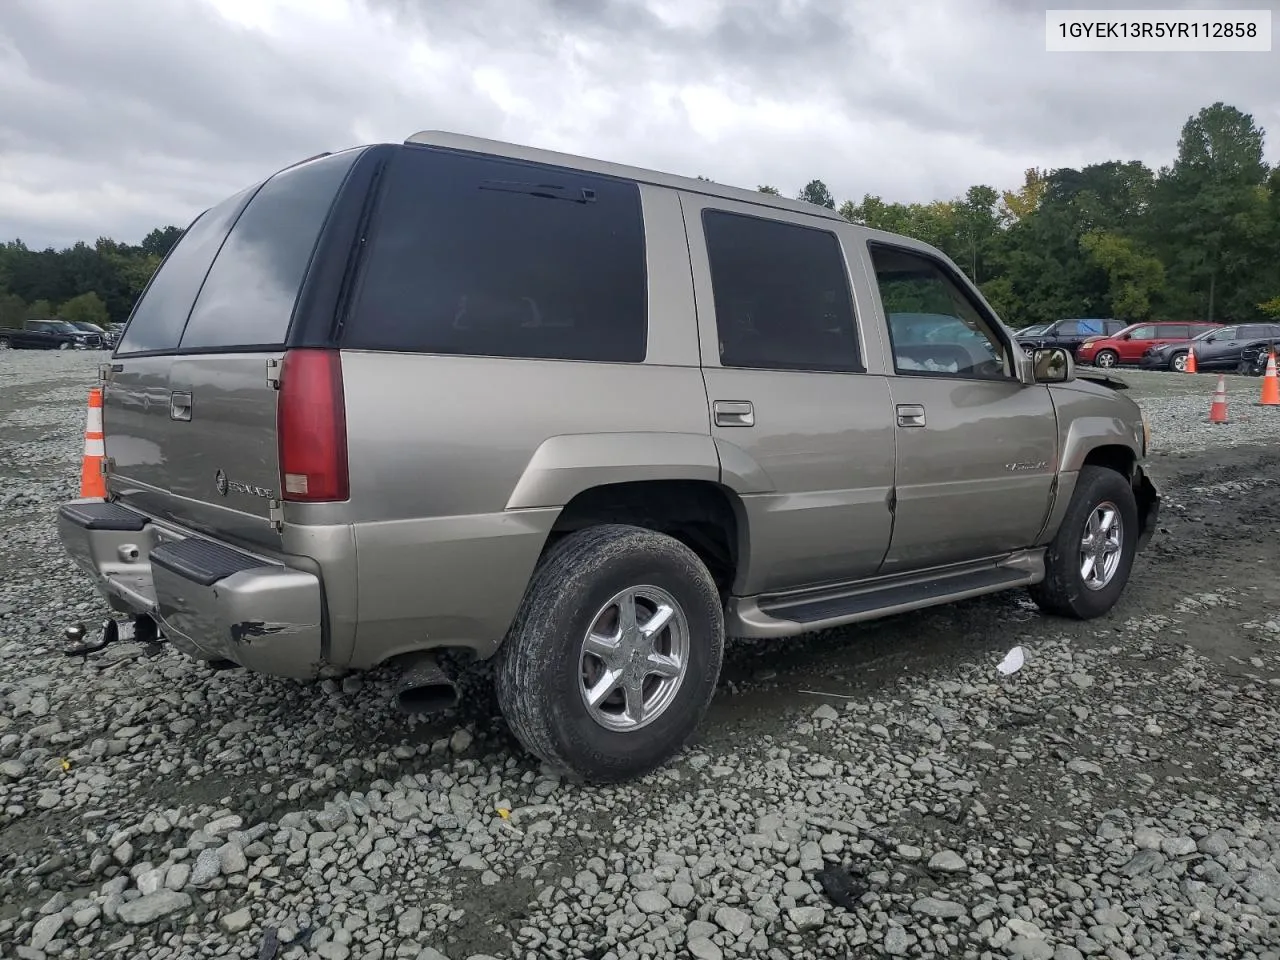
[546,480,742,595]
[1081,444,1136,480]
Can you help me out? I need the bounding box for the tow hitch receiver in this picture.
[63,614,163,657]
[63,618,118,656]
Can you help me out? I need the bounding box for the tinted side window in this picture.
[346,147,647,363]
[179,151,360,350]
[1238,324,1266,339]
[116,188,255,355]
[1162,324,1191,339]
[1056,321,1086,336]
[703,210,861,373]
[870,244,1013,380]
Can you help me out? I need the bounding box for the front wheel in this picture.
[495,524,725,783]
[57,342,72,351]
[0,337,10,350]
[1030,465,1138,620]
[1093,350,1119,369]
[1170,352,1189,373]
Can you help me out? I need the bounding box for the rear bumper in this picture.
[57,500,324,679]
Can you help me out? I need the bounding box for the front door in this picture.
[865,243,1059,573]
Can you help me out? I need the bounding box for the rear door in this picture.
[682,196,897,594]
[105,188,257,520]
[165,150,363,547]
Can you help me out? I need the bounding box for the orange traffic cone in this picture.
[1185,348,1197,374]
[1261,350,1280,407]
[79,388,107,498]
[1208,375,1229,424]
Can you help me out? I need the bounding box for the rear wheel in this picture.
[1093,350,1119,369]
[495,524,724,782]
[1169,352,1189,373]
[0,337,10,350]
[1030,465,1138,620]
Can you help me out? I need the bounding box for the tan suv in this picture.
[58,131,1160,782]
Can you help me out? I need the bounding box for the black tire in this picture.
[1030,465,1138,620]
[1093,350,1119,369]
[495,524,724,783]
[0,337,10,350]
[1169,352,1189,373]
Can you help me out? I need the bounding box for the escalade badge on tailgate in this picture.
[214,469,274,499]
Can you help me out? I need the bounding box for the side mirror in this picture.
[1033,347,1075,384]
[1121,333,1133,340]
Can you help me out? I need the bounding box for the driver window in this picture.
[869,244,1014,381]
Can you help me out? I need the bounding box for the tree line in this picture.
[2,102,1277,333]
[747,102,1280,327]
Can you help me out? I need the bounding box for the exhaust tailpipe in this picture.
[394,653,459,715]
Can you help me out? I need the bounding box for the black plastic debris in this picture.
[815,864,867,911]
[256,928,279,960]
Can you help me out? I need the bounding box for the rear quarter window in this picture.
[343,146,648,363]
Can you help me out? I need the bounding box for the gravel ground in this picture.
[1,351,1278,960]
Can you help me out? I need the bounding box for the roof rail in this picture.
[402,129,847,223]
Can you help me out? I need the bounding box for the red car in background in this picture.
[1076,321,1223,368]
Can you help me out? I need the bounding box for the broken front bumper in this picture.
[1134,466,1161,552]
[57,500,324,679]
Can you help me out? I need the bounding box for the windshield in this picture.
[1020,324,1047,335]
[37,320,79,333]
[69,322,106,333]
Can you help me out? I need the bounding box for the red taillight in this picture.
[277,349,348,502]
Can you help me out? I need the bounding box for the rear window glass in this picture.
[705,210,861,373]
[178,151,360,350]
[116,188,255,354]
[344,146,647,363]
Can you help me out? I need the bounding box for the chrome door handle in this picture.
[896,403,926,428]
[714,400,754,427]
[170,391,192,422]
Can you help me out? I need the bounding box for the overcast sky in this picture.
[0,0,1276,250]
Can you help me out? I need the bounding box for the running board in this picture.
[727,550,1045,638]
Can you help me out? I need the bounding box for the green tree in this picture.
[27,298,54,318]
[140,226,184,259]
[0,291,26,328]
[1000,168,1049,224]
[1080,230,1165,322]
[59,291,111,326]
[1148,102,1270,321]
[797,179,835,209]
[757,185,781,195]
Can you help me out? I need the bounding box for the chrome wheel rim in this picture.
[1172,354,1187,372]
[1096,352,1116,368]
[1080,502,1123,591]
[579,585,689,732]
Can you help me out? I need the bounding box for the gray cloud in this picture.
[0,0,1275,249]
